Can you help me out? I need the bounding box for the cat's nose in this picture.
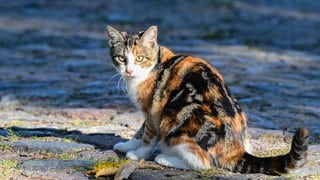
[126,69,133,75]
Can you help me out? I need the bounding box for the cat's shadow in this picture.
[1,126,163,161]
[0,126,126,150]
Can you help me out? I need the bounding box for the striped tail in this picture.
[235,127,309,175]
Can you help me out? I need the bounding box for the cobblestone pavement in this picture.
[0,0,319,179]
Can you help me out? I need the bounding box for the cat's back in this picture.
[157,50,226,98]
[158,47,225,84]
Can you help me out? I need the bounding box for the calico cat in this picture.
[106,25,309,175]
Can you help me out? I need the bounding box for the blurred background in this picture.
[0,0,319,139]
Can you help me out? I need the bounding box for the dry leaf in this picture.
[95,167,118,177]
[87,158,128,178]
[87,158,165,179]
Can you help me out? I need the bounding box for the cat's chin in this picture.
[123,74,135,79]
[123,73,144,80]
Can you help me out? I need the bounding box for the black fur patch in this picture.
[195,119,218,150]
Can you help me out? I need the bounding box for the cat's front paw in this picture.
[126,146,153,160]
[113,142,128,153]
[126,150,140,160]
[113,138,142,153]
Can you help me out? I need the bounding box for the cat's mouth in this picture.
[123,73,135,78]
[123,69,135,77]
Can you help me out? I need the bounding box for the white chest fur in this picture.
[127,78,140,106]
[126,72,149,107]
[125,64,156,107]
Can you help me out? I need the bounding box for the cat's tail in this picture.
[234,127,309,175]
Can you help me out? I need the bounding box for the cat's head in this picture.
[106,26,159,78]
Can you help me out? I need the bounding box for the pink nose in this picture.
[126,69,133,75]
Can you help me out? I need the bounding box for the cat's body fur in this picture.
[107,26,308,174]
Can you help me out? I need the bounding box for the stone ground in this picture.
[0,0,320,179]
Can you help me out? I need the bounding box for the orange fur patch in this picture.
[209,140,245,169]
[160,47,175,63]
[137,72,157,111]
[230,113,245,133]
[206,115,223,130]
[208,140,225,157]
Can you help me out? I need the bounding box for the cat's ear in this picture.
[106,26,124,46]
[141,26,158,48]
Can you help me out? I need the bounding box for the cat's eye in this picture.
[136,55,144,62]
[114,56,125,63]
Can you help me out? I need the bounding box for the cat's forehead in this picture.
[122,31,144,47]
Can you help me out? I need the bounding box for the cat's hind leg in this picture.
[126,136,157,160]
[155,154,189,169]
[159,138,212,170]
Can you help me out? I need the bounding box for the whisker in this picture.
[106,73,121,86]
[105,71,128,96]
[117,76,124,95]
[120,76,128,95]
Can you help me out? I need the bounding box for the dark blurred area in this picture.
[1,0,320,53]
[0,0,320,108]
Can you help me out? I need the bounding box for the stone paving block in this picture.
[9,140,95,154]
[18,159,94,172]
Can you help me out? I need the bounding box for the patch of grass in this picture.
[94,157,128,169]
[56,152,79,161]
[29,150,80,161]
[0,160,19,179]
[74,166,92,173]
[70,118,85,127]
[281,172,320,180]
[6,129,20,141]
[70,118,109,127]
[306,174,320,179]
[197,166,231,177]
[28,136,76,143]
[94,156,123,165]
[4,119,27,128]
[0,143,12,152]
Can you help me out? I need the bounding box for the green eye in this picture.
[115,56,125,63]
[136,55,144,62]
